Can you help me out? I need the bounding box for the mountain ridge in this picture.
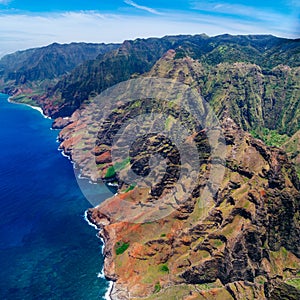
[0,33,299,299]
[46,34,299,118]
[0,42,120,90]
[56,49,300,298]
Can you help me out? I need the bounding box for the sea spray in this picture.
[104,281,114,300]
[84,210,114,300]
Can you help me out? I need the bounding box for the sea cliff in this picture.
[84,118,300,299]
[1,34,299,299]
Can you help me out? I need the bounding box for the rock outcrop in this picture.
[86,117,300,299]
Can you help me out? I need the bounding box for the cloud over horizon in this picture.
[0,1,298,57]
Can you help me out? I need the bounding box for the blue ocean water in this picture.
[0,94,112,299]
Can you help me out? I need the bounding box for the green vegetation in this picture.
[2,35,299,127]
[282,132,300,178]
[159,264,169,273]
[197,282,217,291]
[124,184,136,193]
[106,158,131,180]
[165,116,175,131]
[129,100,142,108]
[105,166,116,179]
[0,43,118,83]
[115,241,130,255]
[160,233,166,237]
[12,95,37,106]
[286,278,300,290]
[281,247,288,258]
[114,158,130,172]
[174,50,186,59]
[154,282,161,293]
[257,277,267,285]
[250,128,289,148]
[212,239,223,247]
[218,45,228,54]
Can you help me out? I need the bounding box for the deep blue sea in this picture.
[0,93,112,299]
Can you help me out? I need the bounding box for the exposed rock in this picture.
[33,42,299,299]
[52,117,72,129]
[86,117,300,299]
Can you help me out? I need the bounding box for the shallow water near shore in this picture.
[0,94,112,299]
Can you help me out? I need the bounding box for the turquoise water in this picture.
[0,94,111,299]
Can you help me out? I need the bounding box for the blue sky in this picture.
[0,0,299,57]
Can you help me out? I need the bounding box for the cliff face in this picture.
[87,117,300,300]
[18,34,299,119]
[147,50,300,136]
[1,35,299,127]
[145,49,300,184]
[0,42,119,110]
[283,130,300,177]
[2,35,299,299]
[54,44,300,299]
[0,42,119,84]
[46,36,197,117]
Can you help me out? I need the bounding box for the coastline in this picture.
[104,282,114,300]
[4,94,114,300]
[84,210,114,300]
[58,118,115,300]
[7,96,51,119]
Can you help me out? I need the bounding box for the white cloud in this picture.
[191,1,282,21]
[0,0,11,4]
[190,1,299,35]
[124,0,163,15]
[0,10,298,57]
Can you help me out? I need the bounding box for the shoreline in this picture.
[104,282,114,300]
[5,94,114,300]
[59,123,115,300]
[7,96,51,119]
[84,210,114,300]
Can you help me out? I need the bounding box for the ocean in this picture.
[0,93,111,299]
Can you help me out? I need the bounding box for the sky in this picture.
[0,0,299,57]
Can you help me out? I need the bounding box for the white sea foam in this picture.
[57,148,74,164]
[97,270,105,279]
[8,97,51,119]
[28,105,48,118]
[84,210,113,300]
[99,235,105,255]
[107,182,118,187]
[78,173,85,179]
[89,180,98,185]
[103,281,114,300]
[60,150,70,159]
[83,210,99,230]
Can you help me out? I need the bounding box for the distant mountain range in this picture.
[0,42,119,83]
[0,34,299,145]
[40,35,300,117]
[0,35,298,126]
